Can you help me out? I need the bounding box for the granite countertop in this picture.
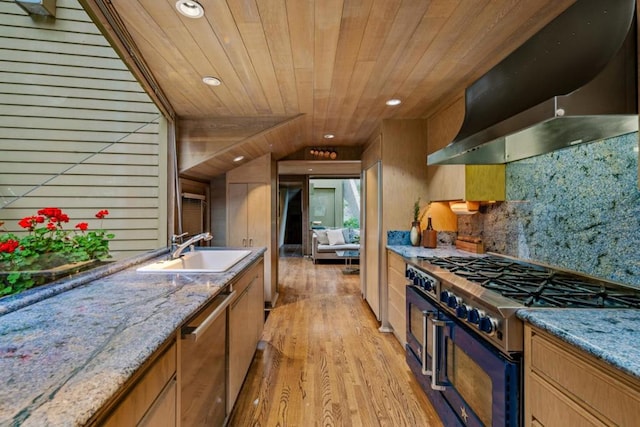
[517,309,640,380]
[0,247,266,426]
[387,244,485,275]
[387,244,485,260]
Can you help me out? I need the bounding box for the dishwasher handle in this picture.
[182,290,236,341]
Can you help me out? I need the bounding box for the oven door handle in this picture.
[421,310,435,375]
[431,318,448,391]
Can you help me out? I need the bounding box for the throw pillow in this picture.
[341,228,352,244]
[327,229,346,245]
[315,230,330,245]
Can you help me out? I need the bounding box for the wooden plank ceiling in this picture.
[82,0,575,180]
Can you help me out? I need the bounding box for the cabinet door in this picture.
[249,266,265,343]
[228,286,252,412]
[387,251,406,345]
[246,183,268,248]
[228,183,249,247]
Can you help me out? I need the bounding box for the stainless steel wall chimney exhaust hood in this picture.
[428,0,637,166]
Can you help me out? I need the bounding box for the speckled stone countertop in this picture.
[387,244,485,260]
[387,245,485,275]
[0,247,266,426]
[518,309,640,380]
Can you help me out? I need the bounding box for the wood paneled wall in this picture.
[380,120,430,232]
[0,0,167,258]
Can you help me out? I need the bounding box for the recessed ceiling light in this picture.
[202,76,221,86]
[386,99,402,106]
[176,1,204,19]
[233,155,245,162]
[323,134,335,139]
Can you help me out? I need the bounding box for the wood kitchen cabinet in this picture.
[227,153,278,307]
[362,119,428,325]
[427,96,505,202]
[96,339,177,427]
[228,259,265,413]
[386,250,407,346]
[228,183,268,249]
[524,324,640,426]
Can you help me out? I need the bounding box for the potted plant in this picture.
[0,208,114,297]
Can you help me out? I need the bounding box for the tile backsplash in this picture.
[459,132,640,286]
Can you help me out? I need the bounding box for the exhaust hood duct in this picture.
[428,0,638,166]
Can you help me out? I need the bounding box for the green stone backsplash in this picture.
[459,132,640,287]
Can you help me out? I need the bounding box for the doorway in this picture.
[279,178,305,257]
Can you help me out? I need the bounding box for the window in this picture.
[309,178,360,229]
[0,2,167,297]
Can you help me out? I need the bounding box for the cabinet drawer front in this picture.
[387,251,405,275]
[388,267,406,290]
[233,260,262,296]
[139,377,177,427]
[528,373,606,427]
[102,341,177,426]
[530,331,640,426]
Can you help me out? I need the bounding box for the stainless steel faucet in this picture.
[171,232,213,259]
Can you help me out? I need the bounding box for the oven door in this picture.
[406,285,437,371]
[406,285,464,427]
[433,311,521,427]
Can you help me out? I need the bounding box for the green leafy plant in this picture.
[413,198,426,223]
[343,217,360,229]
[0,208,114,297]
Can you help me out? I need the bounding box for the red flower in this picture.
[38,208,62,218]
[75,222,89,231]
[37,208,70,224]
[18,217,32,229]
[18,216,37,230]
[46,222,57,231]
[35,216,45,223]
[0,239,19,253]
[95,210,109,219]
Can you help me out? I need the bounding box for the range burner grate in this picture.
[423,256,640,308]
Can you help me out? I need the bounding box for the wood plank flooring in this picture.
[228,257,442,426]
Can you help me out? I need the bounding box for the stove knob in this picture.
[468,308,485,324]
[413,276,420,286]
[456,304,470,319]
[447,295,461,309]
[423,278,434,291]
[479,316,497,335]
[440,290,451,303]
[406,269,414,279]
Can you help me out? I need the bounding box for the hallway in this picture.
[228,257,442,426]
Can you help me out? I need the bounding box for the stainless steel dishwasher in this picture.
[180,285,235,427]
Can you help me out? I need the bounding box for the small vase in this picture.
[410,221,421,246]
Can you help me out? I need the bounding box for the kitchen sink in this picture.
[137,250,252,273]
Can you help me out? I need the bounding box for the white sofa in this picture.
[311,228,360,264]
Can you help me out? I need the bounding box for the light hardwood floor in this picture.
[228,257,442,426]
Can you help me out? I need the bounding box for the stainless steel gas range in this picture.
[405,254,640,427]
